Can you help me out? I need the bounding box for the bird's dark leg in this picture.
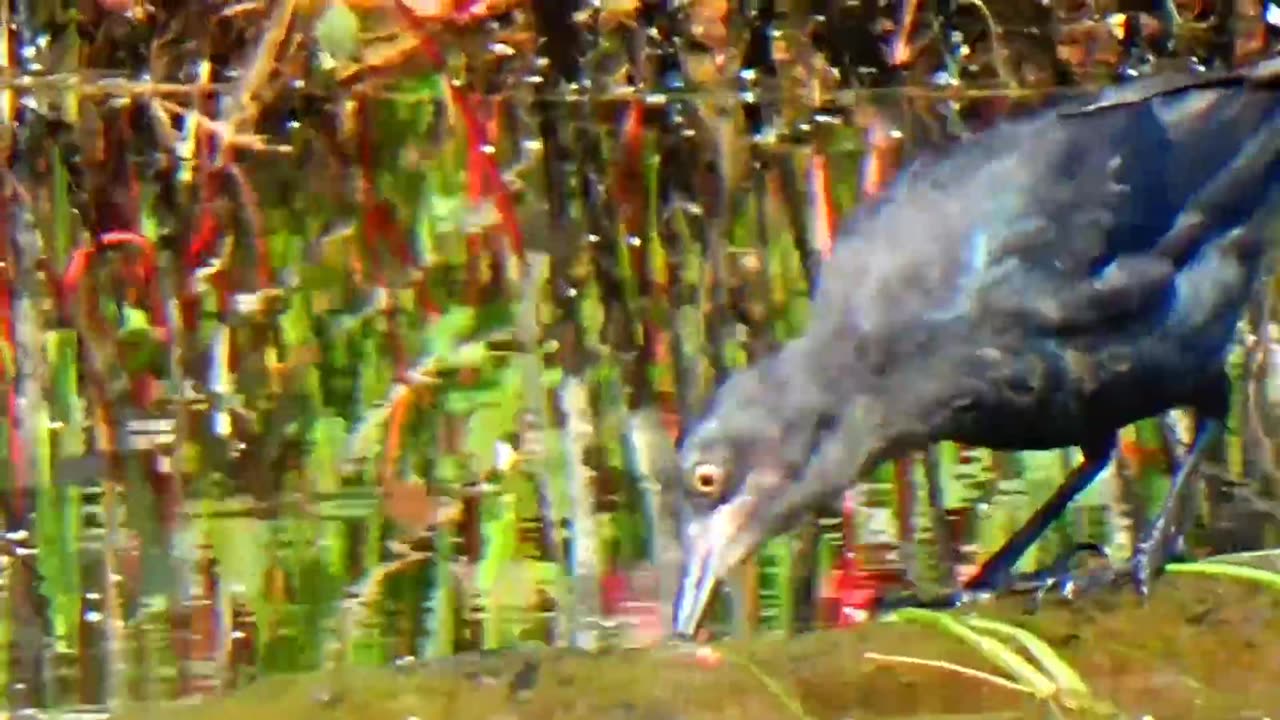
[962,436,1117,593]
[876,438,1118,612]
[1130,375,1230,596]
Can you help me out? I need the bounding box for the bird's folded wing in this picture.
[978,254,1178,334]
[975,65,1280,336]
[823,58,1280,349]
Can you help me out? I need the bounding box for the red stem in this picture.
[393,0,525,258]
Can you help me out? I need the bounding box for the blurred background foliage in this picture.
[0,0,1276,714]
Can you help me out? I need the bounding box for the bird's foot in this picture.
[872,540,1192,617]
[1010,537,1195,612]
[959,542,1119,614]
[1021,542,1117,612]
[871,543,1112,615]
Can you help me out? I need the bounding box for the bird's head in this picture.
[669,343,894,637]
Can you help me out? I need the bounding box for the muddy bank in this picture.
[122,569,1280,720]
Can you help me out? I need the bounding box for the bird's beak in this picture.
[672,493,759,637]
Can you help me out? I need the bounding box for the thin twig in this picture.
[153,98,293,155]
[227,0,298,133]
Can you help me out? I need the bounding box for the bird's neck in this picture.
[755,337,853,429]
[773,333,872,411]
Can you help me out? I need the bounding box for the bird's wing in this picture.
[983,62,1280,335]
[818,60,1280,343]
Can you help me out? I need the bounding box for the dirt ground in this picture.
[120,559,1280,720]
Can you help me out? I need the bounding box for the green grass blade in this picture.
[886,608,1056,698]
[962,616,1090,696]
[1166,561,1280,593]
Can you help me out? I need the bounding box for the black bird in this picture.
[670,58,1280,637]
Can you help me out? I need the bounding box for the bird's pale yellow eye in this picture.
[690,462,726,497]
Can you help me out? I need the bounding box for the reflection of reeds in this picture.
[0,0,1276,713]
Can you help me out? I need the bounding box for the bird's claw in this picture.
[1023,542,1117,611]
[873,542,1117,616]
[872,537,1196,618]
